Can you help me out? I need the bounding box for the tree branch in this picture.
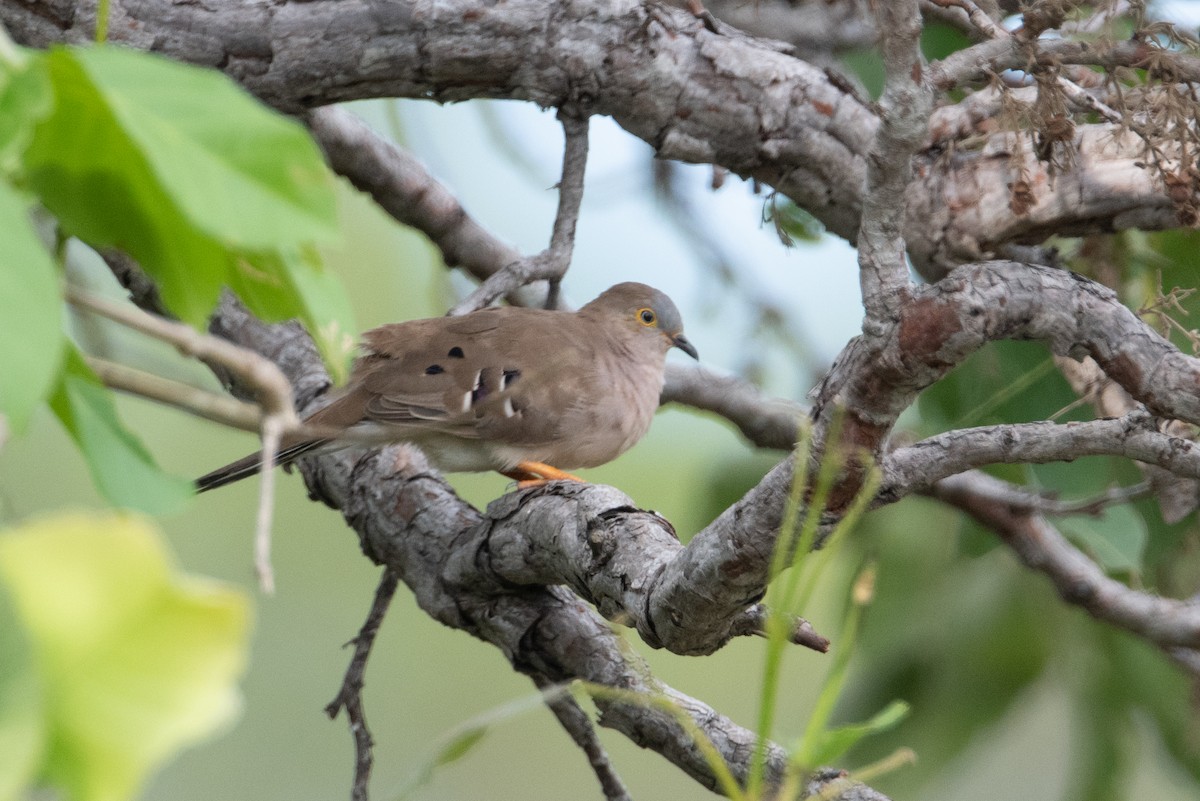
[530,675,631,801]
[8,0,1190,275]
[882,412,1200,501]
[325,570,399,801]
[857,0,929,323]
[935,470,1200,649]
[448,112,590,315]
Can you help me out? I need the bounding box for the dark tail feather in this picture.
[195,440,327,493]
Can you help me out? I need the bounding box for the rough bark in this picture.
[2,0,1189,274]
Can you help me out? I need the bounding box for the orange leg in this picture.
[502,460,585,489]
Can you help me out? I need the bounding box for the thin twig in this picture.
[448,112,591,315]
[66,286,298,590]
[935,471,1200,649]
[325,570,400,801]
[84,356,265,432]
[254,414,283,594]
[65,286,299,424]
[944,476,1154,517]
[927,0,1005,39]
[737,603,831,653]
[531,675,631,801]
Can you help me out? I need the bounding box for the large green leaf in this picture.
[0,580,46,801]
[0,511,250,801]
[23,45,344,335]
[48,348,193,515]
[0,180,64,432]
[1058,503,1147,574]
[23,49,228,326]
[62,46,336,249]
[0,48,51,170]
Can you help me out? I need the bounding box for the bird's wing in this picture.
[348,309,599,447]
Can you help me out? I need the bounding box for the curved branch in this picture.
[935,470,1200,649]
[5,0,1188,272]
[882,412,1200,501]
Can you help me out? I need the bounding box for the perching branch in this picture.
[177,289,881,799]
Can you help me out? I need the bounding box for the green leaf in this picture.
[765,198,825,247]
[0,511,250,801]
[47,46,336,250]
[0,51,52,170]
[24,48,228,326]
[0,580,46,801]
[840,48,884,100]
[796,700,910,768]
[921,22,972,61]
[434,727,488,767]
[1059,503,1147,574]
[918,341,1081,435]
[0,180,64,432]
[48,348,193,515]
[23,45,343,329]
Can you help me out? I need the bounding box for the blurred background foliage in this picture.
[2,10,1200,801]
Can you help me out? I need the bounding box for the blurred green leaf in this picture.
[48,348,193,515]
[0,50,51,170]
[764,198,825,247]
[1058,504,1147,574]
[23,44,347,349]
[798,700,910,768]
[918,341,1081,436]
[0,580,46,801]
[0,180,64,433]
[24,48,228,326]
[1102,630,1200,785]
[921,22,971,61]
[840,49,884,99]
[41,46,336,250]
[841,509,1054,786]
[0,511,250,801]
[434,727,488,767]
[1138,229,1200,354]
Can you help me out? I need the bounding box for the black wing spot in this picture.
[448,346,465,358]
[502,368,521,388]
[425,364,444,375]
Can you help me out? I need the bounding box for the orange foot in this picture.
[502,460,585,489]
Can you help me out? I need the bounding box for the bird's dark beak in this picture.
[671,333,699,360]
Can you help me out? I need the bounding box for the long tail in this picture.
[195,440,327,492]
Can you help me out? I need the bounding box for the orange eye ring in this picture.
[637,308,657,326]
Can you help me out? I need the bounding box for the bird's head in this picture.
[581,282,699,360]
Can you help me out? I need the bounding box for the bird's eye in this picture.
[637,308,657,326]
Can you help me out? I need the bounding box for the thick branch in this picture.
[882,412,1200,501]
[8,0,1188,272]
[857,0,928,321]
